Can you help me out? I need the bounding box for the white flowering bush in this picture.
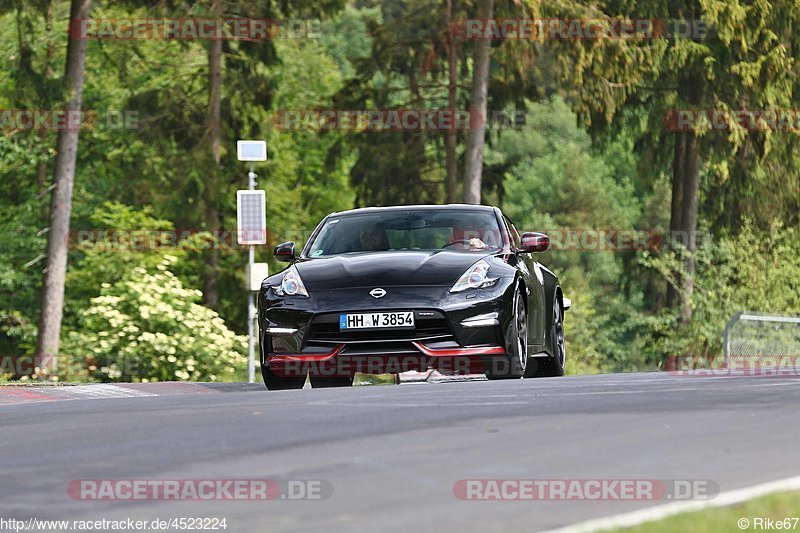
[64,255,247,382]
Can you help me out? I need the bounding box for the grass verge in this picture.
[617,490,800,532]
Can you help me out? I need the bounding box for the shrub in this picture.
[62,255,247,382]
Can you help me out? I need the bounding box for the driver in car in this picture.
[468,237,489,249]
[451,222,489,249]
[360,224,390,251]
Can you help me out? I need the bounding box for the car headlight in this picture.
[450,259,498,293]
[273,265,309,297]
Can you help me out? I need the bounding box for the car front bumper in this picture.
[258,279,517,376]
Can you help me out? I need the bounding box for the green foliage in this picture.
[639,222,800,364]
[498,97,641,231]
[66,202,180,328]
[0,197,45,355]
[266,36,357,237]
[3,0,800,383]
[62,256,246,382]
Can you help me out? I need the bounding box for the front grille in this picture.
[306,312,453,344]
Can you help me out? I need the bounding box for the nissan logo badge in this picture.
[370,288,386,298]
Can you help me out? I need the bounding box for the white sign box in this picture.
[246,263,270,291]
[237,140,267,162]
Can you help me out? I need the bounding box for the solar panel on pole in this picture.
[237,190,266,245]
[237,140,267,385]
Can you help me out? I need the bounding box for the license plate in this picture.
[339,311,415,330]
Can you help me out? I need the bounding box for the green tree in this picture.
[546,0,799,328]
[36,0,91,373]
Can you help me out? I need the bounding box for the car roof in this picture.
[329,204,499,217]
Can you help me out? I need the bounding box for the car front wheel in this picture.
[527,297,565,378]
[485,288,527,380]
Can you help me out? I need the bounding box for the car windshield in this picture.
[305,209,504,257]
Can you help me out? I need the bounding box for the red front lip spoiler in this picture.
[410,342,506,357]
[267,342,506,364]
[268,344,346,363]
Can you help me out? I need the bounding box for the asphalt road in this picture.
[2,372,799,532]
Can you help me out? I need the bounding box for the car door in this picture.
[503,215,547,348]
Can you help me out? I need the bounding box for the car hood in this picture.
[294,250,493,290]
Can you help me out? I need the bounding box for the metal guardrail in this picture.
[723,312,800,367]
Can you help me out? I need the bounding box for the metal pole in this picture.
[722,311,742,369]
[247,162,257,384]
[248,253,255,384]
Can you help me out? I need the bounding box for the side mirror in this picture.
[274,241,296,262]
[519,232,549,253]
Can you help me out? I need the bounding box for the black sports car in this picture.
[257,204,568,390]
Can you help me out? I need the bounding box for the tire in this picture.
[261,364,306,390]
[528,297,565,378]
[485,288,527,380]
[309,375,354,388]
